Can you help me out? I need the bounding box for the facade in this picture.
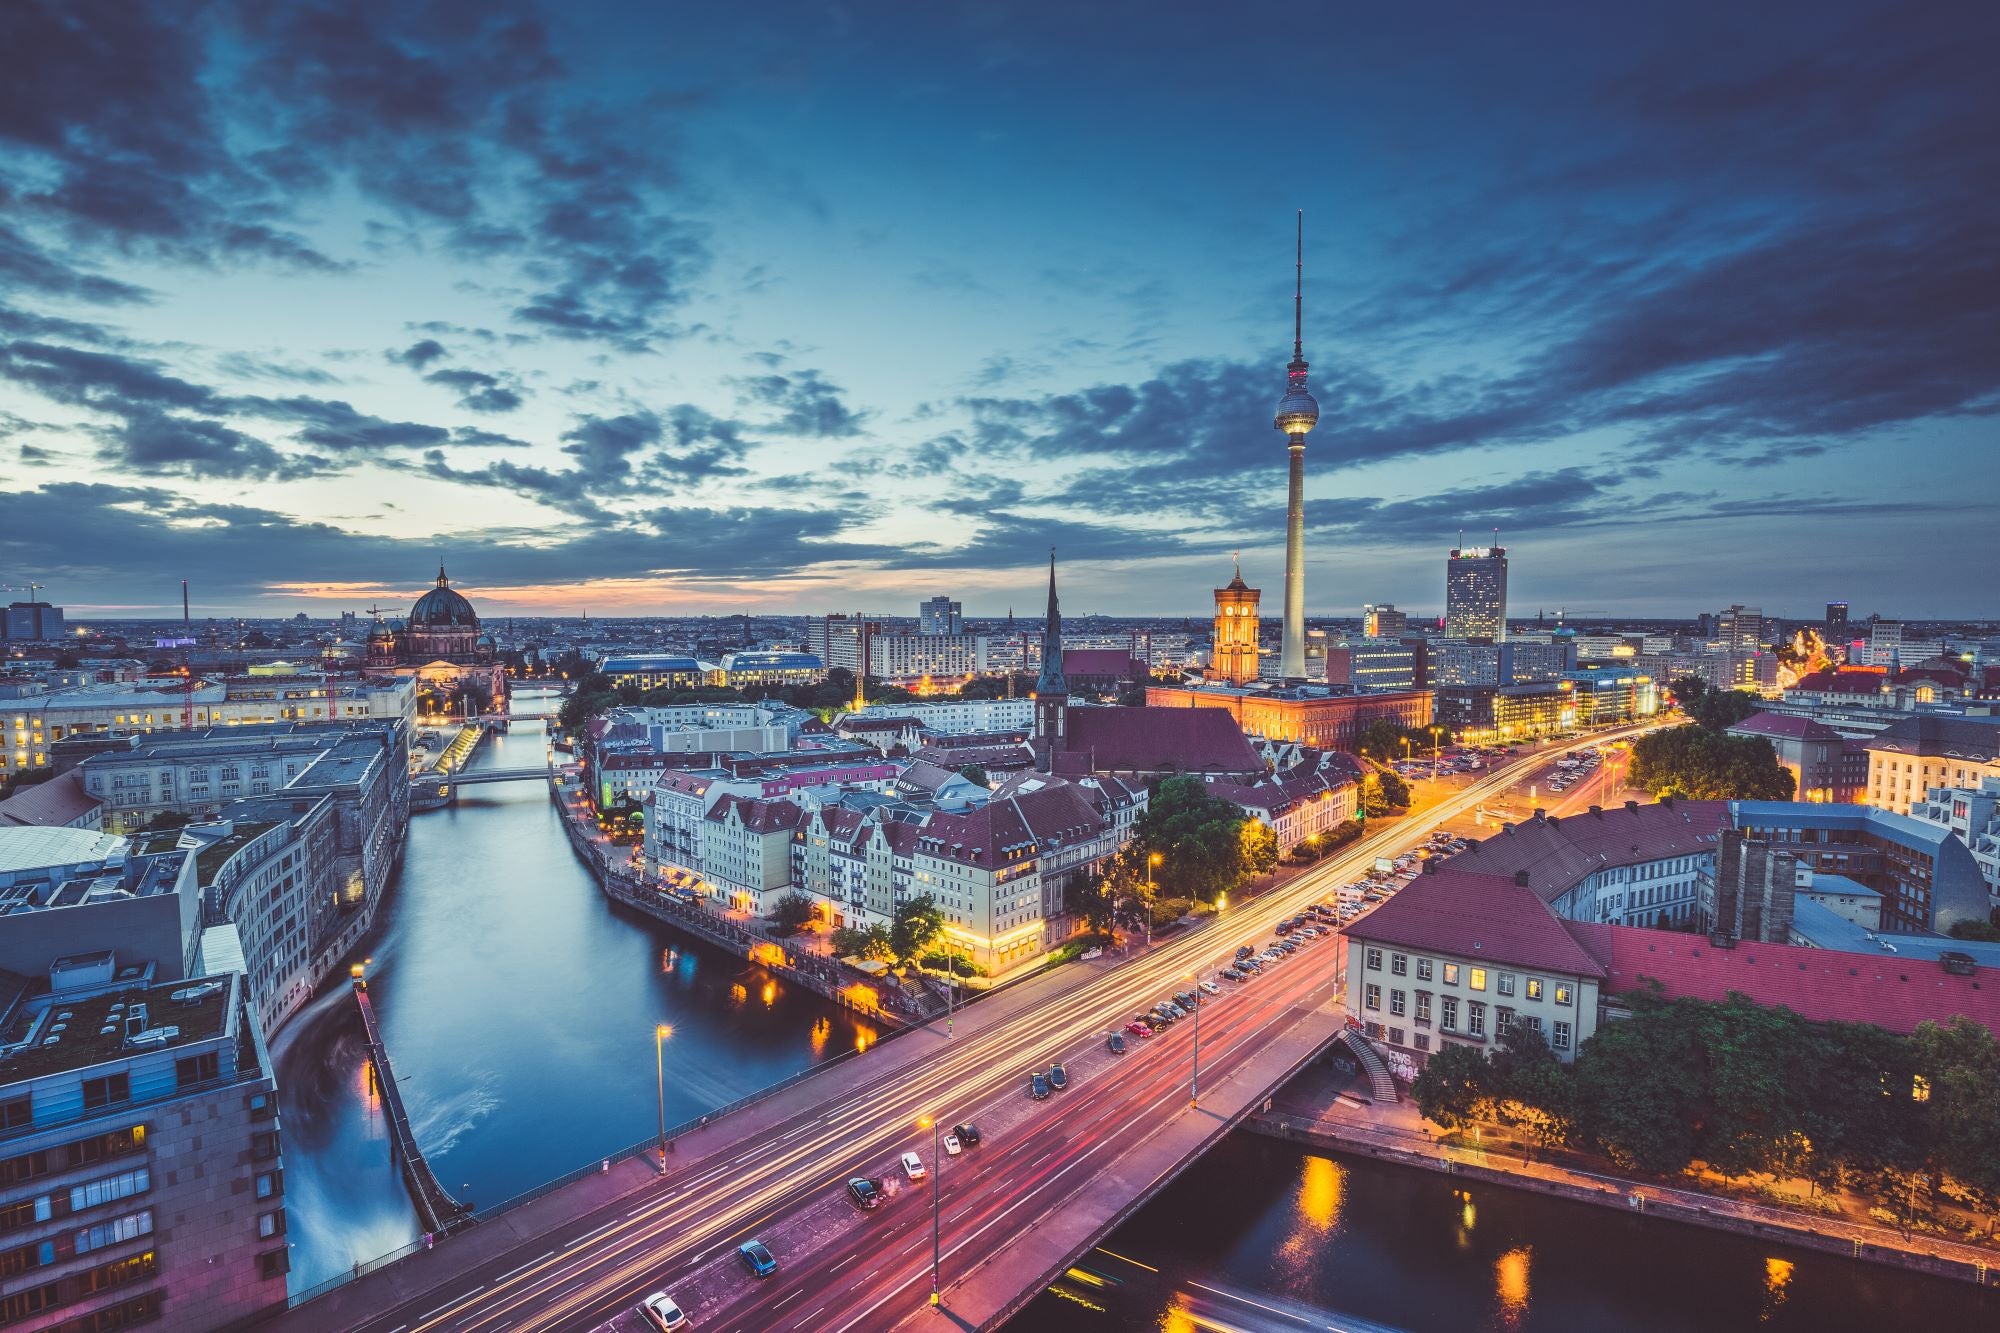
[1349,865,1605,1064]
[185,799,337,1033]
[1719,604,1765,654]
[710,652,823,688]
[849,699,1033,736]
[600,655,703,691]
[863,633,990,681]
[1444,800,1726,930]
[1323,638,1423,693]
[1444,547,1508,641]
[363,566,508,713]
[0,829,201,984]
[1362,604,1407,638]
[1144,682,1431,753]
[1432,640,1574,689]
[1563,669,1660,728]
[1906,777,2000,915]
[1727,712,1869,803]
[1208,562,1261,686]
[1204,760,1357,854]
[1435,680,1572,742]
[0,604,65,643]
[1863,715,2000,814]
[1726,799,1990,935]
[0,971,287,1331]
[918,597,963,636]
[700,797,803,914]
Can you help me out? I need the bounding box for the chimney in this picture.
[1589,805,1603,817]
[1661,795,1675,808]
[1513,869,1530,887]
[1625,799,1640,813]
[1424,858,1439,874]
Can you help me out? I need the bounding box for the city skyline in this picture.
[4,1,1996,619]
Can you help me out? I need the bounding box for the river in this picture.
[274,691,880,1294]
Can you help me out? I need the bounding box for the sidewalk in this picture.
[1250,1063,2000,1289]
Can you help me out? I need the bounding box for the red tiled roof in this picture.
[1345,868,1607,978]
[1566,922,2000,1037]
[1444,800,1727,903]
[1729,711,1841,742]
[1063,706,1264,777]
[706,795,804,834]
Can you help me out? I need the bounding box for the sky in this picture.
[1,1,1995,622]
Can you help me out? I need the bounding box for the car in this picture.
[943,1134,963,1156]
[1236,956,1262,972]
[1080,946,1103,961]
[1030,1072,1050,1099]
[1173,991,1198,1009]
[954,1122,981,1145]
[1107,1032,1128,1054]
[847,1176,882,1209]
[1049,1062,1069,1090]
[901,1151,926,1180]
[1126,1020,1154,1037]
[639,1292,689,1330]
[1275,920,1295,935]
[1198,979,1220,995]
[1219,967,1244,981]
[738,1240,778,1278]
[1235,945,1256,960]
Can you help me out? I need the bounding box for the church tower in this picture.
[1210,554,1261,685]
[1032,549,1069,771]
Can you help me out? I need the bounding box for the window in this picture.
[0,1283,59,1324]
[78,1249,156,1295]
[74,1209,151,1255]
[252,1130,280,1161]
[1388,1026,1405,1046]
[1390,989,1406,1017]
[1414,1033,1430,1052]
[1553,1021,1572,1052]
[1416,958,1434,981]
[1525,977,1544,1001]
[1469,967,1486,991]
[0,1097,29,1131]
[0,1238,56,1277]
[1497,972,1515,997]
[1415,992,1432,1026]
[81,1074,130,1111]
[175,1052,219,1088]
[249,1091,274,1120]
[1365,948,1382,971]
[259,1248,291,1279]
[1497,1007,1515,1037]
[1554,984,1573,1006]
[1441,996,1459,1030]
[258,1208,286,1239]
[1363,984,1381,1011]
[1443,963,1460,986]
[1391,953,1407,976]
[1525,1014,1544,1036]
[70,1168,150,1214]
[1468,1002,1486,1038]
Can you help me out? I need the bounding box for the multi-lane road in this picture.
[287,724,1658,1333]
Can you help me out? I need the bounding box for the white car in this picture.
[901,1151,926,1180]
[943,1134,963,1156]
[1198,980,1220,995]
[638,1291,688,1330]
[1080,947,1103,961]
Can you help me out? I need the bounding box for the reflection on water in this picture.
[279,693,874,1293]
[1010,1134,1999,1333]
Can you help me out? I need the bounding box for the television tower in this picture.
[1273,209,1319,683]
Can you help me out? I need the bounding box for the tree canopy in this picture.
[1126,776,1262,904]
[1670,676,1763,733]
[1629,726,1795,800]
[889,893,945,963]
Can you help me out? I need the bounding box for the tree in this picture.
[890,894,945,963]
[1069,870,1118,934]
[1948,918,2000,943]
[832,924,894,961]
[1361,769,1410,816]
[1629,727,1795,800]
[1127,776,1255,904]
[1570,992,1708,1174]
[956,764,990,788]
[770,891,816,933]
[1412,1044,1493,1132]
[1238,820,1278,879]
[1488,1025,1575,1150]
[1910,1017,2000,1225]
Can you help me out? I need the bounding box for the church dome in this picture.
[409,565,478,629]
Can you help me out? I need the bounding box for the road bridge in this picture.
[263,726,1656,1333]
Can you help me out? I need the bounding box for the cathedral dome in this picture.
[409,565,478,629]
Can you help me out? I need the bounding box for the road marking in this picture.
[1188,1278,1316,1323]
[829,1253,857,1271]
[774,1289,802,1308]
[801,1306,826,1326]
[418,1302,458,1322]
[567,1219,620,1247]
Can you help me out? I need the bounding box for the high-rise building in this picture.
[918,596,963,636]
[1719,604,1765,653]
[1,603,65,642]
[1824,601,1849,637]
[1362,603,1407,637]
[1272,211,1318,683]
[1209,558,1261,686]
[1444,547,1508,640]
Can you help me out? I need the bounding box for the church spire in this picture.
[1036,547,1068,697]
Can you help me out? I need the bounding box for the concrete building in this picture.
[1208,561,1261,686]
[1362,604,1407,638]
[918,597,963,636]
[1727,712,1869,803]
[1444,546,1508,641]
[1725,799,1990,935]
[1563,669,1659,728]
[1432,640,1575,688]
[1,604,65,643]
[0,829,202,984]
[849,699,1033,736]
[1709,827,1799,944]
[0,970,287,1330]
[599,655,704,691]
[1719,604,1765,654]
[1435,680,1573,743]
[1444,800,1726,930]
[1862,715,2000,814]
[1323,638,1423,693]
[709,652,823,688]
[862,633,991,681]
[1906,777,2000,917]
[1145,681,1431,754]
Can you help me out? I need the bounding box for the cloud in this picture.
[421,367,523,412]
[733,368,867,437]
[390,339,448,370]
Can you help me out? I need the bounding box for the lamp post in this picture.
[1185,972,1202,1108]
[654,1024,672,1170]
[1145,852,1163,947]
[917,1115,942,1305]
[1431,726,1444,782]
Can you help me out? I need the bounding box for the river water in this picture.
[277,693,1995,1326]
[275,692,880,1293]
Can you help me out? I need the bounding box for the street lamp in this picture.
[1145,852,1163,947]
[1184,972,1202,1108]
[916,1114,943,1306]
[654,1024,673,1169]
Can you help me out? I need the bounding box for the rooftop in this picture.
[1863,714,2000,760]
[1345,867,1608,978]
[0,771,101,829]
[0,975,232,1084]
[0,826,127,879]
[1445,800,1727,902]
[1728,711,1844,742]
[1064,705,1264,776]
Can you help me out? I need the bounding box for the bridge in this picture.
[265,728,1651,1333]
[431,766,556,786]
[351,979,477,1239]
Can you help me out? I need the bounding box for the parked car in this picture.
[1080,947,1103,961]
[639,1292,689,1330]
[1236,956,1262,972]
[1030,1072,1050,1099]
[1198,979,1220,995]
[847,1176,882,1210]
[943,1134,962,1156]
[1126,1019,1154,1037]
[954,1122,981,1145]
[738,1240,778,1278]
[1219,967,1244,981]
[1235,945,1256,960]
[1107,1031,1128,1054]
[901,1151,926,1181]
[1173,991,1198,1010]
[1275,920,1295,935]
[1049,1062,1069,1090]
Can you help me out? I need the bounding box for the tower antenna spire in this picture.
[1293,209,1304,364]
